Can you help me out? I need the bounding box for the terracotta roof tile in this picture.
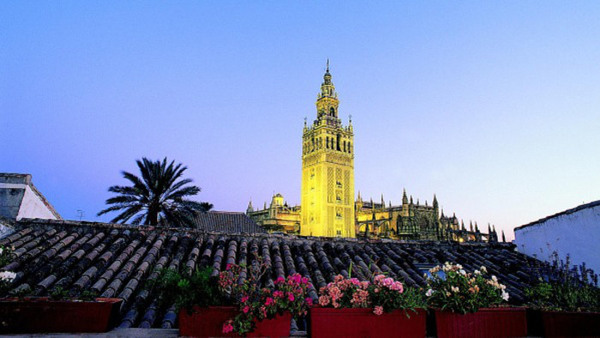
[0,218,551,328]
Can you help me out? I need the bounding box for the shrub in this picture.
[526,255,600,312]
[154,266,229,312]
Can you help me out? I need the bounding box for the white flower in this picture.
[0,271,16,282]
[491,275,498,283]
[501,290,509,301]
[459,269,466,276]
[480,266,487,273]
[0,247,3,255]
[451,286,460,293]
[474,270,481,275]
[455,264,463,270]
[426,289,434,297]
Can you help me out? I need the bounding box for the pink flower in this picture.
[243,306,250,314]
[318,295,330,306]
[390,281,404,293]
[265,297,274,306]
[241,296,249,303]
[306,297,313,306]
[222,320,234,333]
[373,306,384,316]
[273,291,284,298]
[374,274,385,283]
[287,292,295,302]
[302,277,309,284]
[292,274,302,284]
[275,276,285,284]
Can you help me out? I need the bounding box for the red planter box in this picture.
[310,307,426,338]
[434,307,527,338]
[0,297,122,333]
[179,306,238,337]
[248,311,292,337]
[178,306,292,337]
[527,309,600,337]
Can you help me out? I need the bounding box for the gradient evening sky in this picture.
[2,2,600,240]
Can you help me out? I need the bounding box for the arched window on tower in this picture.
[330,107,335,117]
[336,134,341,151]
[326,137,329,149]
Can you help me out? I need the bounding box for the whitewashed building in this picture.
[0,173,61,221]
[514,201,600,275]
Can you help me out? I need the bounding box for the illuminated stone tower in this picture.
[301,62,355,237]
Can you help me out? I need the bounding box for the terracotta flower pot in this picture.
[0,297,122,333]
[178,306,292,337]
[310,307,426,338]
[527,309,600,337]
[179,306,238,337]
[434,307,527,338]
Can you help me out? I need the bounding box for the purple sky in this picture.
[2,2,600,240]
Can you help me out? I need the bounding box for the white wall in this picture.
[16,185,59,221]
[515,203,600,275]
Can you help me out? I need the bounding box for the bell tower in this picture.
[301,61,355,238]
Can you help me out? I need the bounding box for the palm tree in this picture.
[98,157,213,226]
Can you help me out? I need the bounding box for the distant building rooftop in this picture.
[192,211,266,233]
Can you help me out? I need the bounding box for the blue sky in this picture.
[2,2,599,240]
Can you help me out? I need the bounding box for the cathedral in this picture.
[247,63,499,242]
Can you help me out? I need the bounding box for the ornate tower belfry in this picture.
[301,62,355,238]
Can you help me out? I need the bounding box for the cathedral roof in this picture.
[0,218,549,329]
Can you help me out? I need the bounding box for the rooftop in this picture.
[0,218,549,329]
[514,199,600,231]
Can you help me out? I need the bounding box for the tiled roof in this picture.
[192,211,266,233]
[0,219,546,329]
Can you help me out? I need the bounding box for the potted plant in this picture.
[425,262,526,338]
[0,285,122,333]
[311,274,426,338]
[525,258,600,337]
[219,263,312,336]
[153,266,235,337]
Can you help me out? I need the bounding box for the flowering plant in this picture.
[317,274,424,316]
[425,262,509,314]
[220,263,312,335]
[369,274,425,315]
[0,270,17,297]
